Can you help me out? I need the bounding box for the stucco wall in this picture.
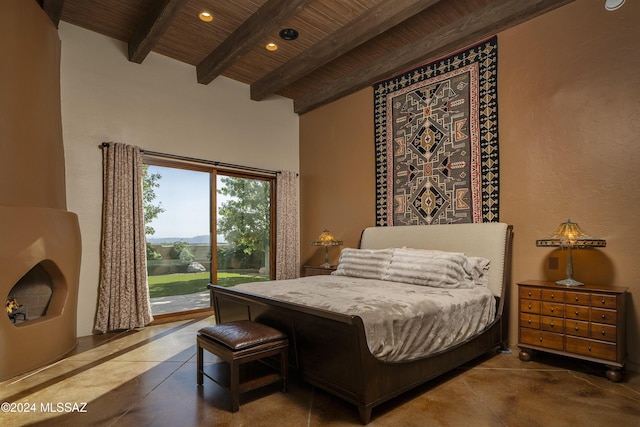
[0,0,66,209]
[300,0,640,369]
[59,23,299,337]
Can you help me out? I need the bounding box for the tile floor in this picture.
[1,314,639,427]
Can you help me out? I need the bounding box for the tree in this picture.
[170,241,195,268]
[146,243,163,260]
[142,165,164,236]
[217,176,270,256]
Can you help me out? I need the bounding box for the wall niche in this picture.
[6,264,54,324]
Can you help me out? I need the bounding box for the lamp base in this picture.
[556,278,585,286]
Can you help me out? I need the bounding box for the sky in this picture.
[146,165,217,239]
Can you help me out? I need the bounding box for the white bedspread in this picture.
[231,275,496,362]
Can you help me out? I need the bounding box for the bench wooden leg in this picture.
[280,347,288,393]
[196,341,204,385]
[230,360,240,412]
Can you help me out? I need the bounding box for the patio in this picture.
[150,290,211,315]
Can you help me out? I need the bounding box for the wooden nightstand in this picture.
[303,265,336,276]
[517,280,628,381]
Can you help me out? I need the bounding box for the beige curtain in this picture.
[275,171,300,279]
[95,142,153,333]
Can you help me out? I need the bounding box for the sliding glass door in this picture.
[143,161,273,316]
[216,174,273,287]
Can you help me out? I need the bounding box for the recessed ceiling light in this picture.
[605,0,625,11]
[266,42,278,52]
[199,11,213,22]
[279,28,299,41]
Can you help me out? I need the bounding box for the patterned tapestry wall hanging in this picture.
[374,37,499,226]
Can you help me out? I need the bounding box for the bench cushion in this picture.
[198,320,286,351]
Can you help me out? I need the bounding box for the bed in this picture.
[210,222,513,423]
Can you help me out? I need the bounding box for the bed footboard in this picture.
[212,287,374,403]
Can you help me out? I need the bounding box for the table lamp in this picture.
[536,219,606,286]
[311,229,343,268]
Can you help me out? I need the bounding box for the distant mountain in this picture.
[147,235,211,244]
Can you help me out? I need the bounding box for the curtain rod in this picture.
[100,142,279,176]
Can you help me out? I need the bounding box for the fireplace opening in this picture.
[5,263,53,325]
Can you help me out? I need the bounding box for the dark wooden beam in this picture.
[250,0,441,101]
[41,0,65,28]
[294,0,575,115]
[128,0,189,64]
[196,0,314,85]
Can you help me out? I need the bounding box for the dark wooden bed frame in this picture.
[211,223,513,424]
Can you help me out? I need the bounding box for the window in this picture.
[143,158,274,316]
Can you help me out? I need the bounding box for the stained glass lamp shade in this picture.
[311,230,343,268]
[536,220,606,286]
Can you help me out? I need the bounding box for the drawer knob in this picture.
[528,319,532,324]
[528,291,532,297]
[575,326,579,331]
[575,310,579,315]
[601,330,606,335]
[602,314,606,320]
[550,321,555,327]
[550,307,555,312]
[588,346,592,352]
[528,304,532,309]
[539,337,543,342]
[575,296,579,301]
[601,298,606,304]
[551,293,555,299]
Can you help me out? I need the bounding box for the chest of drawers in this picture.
[517,280,627,381]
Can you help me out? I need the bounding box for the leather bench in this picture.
[196,320,288,412]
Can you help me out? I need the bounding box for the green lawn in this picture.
[147,271,268,298]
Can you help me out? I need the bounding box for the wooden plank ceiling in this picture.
[43,0,574,114]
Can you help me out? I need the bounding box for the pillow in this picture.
[384,249,485,288]
[397,250,491,284]
[332,248,393,280]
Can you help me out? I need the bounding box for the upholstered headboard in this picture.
[359,223,513,298]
